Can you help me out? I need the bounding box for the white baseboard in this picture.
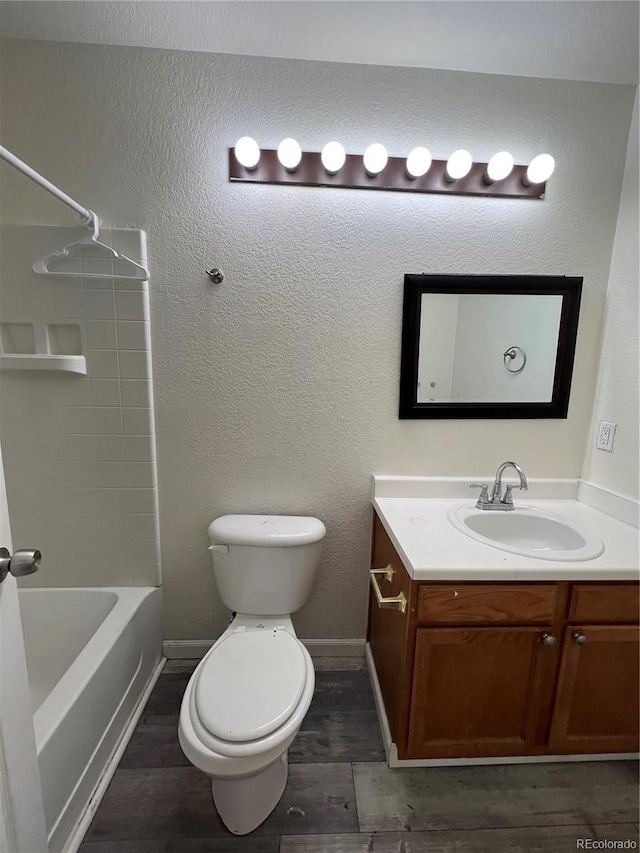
[302,639,366,657]
[162,640,213,659]
[163,638,366,660]
[365,642,393,763]
[385,747,640,768]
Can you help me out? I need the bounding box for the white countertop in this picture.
[372,478,639,581]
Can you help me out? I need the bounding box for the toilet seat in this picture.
[195,629,306,742]
[188,628,312,759]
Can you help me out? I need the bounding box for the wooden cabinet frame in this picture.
[368,513,640,761]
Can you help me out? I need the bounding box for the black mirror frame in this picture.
[399,274,583,419]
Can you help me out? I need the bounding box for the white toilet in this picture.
[178,513,326,835]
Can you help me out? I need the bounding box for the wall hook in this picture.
[206,268,224,284]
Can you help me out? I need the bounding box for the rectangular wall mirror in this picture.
[399,274,582,419]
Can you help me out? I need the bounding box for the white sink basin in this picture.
[448,503,605,561]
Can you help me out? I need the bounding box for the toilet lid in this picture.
[194,630,307,743]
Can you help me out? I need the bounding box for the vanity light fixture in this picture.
[321,141,346,174]
[445,149,473,182]
[229,139,555,199]
[277,138,302,172]
[363,143,388,176]
[485,151,515,184]
[406,147,432,179]
[233,136,260,170]
[523,153,556,186]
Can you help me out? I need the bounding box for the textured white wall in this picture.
[0,39,635,641]
[583,91,639,500]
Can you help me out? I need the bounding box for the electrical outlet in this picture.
[596,421,617,452]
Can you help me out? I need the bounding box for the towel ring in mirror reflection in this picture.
[503,346,527,374]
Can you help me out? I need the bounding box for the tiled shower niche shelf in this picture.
[0,321,87,375]
[0,354,87,374]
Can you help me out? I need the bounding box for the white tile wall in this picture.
[0,225,160,588]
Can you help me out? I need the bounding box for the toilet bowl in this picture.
[178,615,315,834]
[178,514,325,835]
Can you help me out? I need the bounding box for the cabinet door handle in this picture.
[572,632,588,646]
[541,633,557,647]
[370,566,407,614]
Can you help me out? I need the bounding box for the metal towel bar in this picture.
[369,566,407,613]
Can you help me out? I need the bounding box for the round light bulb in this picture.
[445,149,473,181]
[444,148,473,182]
[321,141,346,174]
[486,151,514,183]
[234,136,260,170]
[525,154,555,185]
[406,147,432,179]
[277,137,302,171]
[363,143,388,176]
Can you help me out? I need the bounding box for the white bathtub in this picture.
[18,586,163,853]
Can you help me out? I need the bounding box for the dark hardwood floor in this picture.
[79,658,639,852]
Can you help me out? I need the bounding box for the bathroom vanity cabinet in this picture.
[368,513,640,762]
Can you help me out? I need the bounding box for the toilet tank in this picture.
[207,514,326,616]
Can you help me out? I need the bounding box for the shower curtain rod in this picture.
[0,144,98,231]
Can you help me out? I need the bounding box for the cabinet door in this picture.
[407,627,558,758]
[548,625,640,754]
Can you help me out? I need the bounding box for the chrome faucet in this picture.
[470,461,528,511]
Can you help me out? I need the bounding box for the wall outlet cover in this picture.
[596,421,617,452]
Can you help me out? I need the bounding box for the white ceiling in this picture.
[0,1,638,85]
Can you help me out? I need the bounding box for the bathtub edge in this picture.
[60,655,166,853]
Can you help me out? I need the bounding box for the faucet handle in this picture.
[502,484,515,506]
[470,483,490,507]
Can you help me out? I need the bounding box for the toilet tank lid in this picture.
[208,514,326,546]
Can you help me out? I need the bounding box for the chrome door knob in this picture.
[541,633,557,647]
[572,632,588,646]
[0,547,41,584]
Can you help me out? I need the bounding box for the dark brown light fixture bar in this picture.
[229,149,548,199]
